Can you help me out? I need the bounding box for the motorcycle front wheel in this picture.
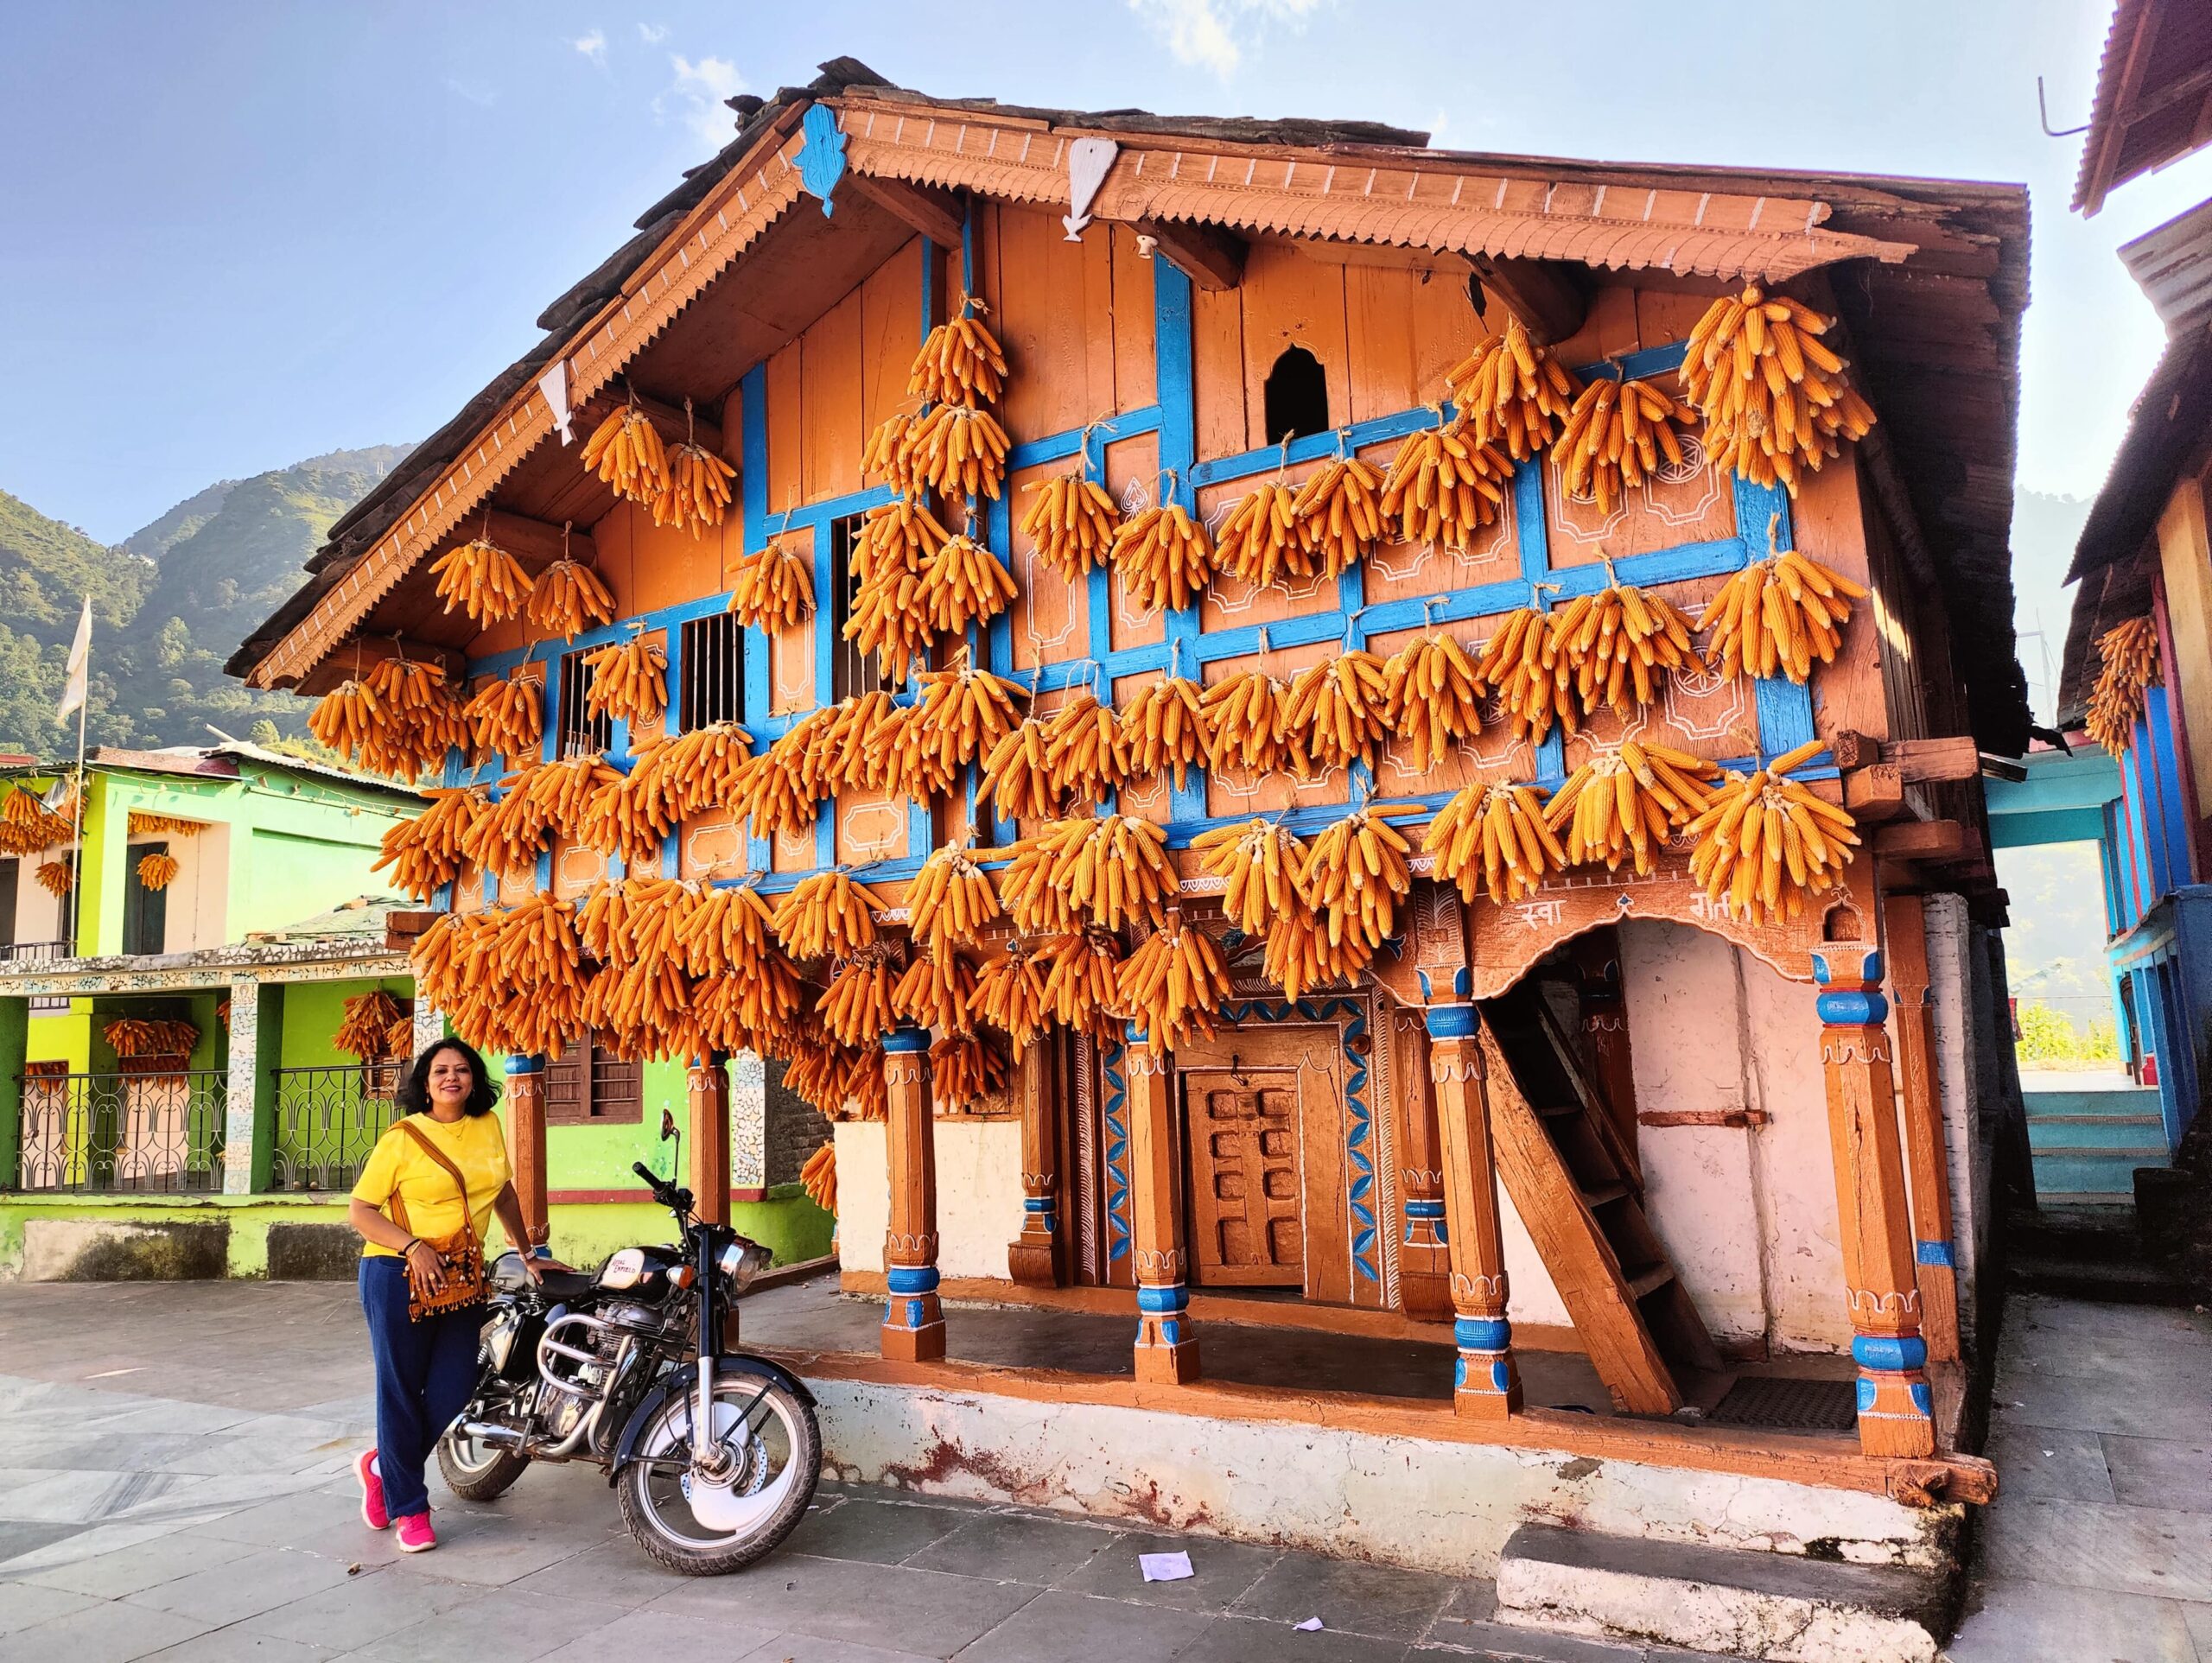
[616,1372,819,1575]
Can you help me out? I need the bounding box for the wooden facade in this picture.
[237,66,2027,1489]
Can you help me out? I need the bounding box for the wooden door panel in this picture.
[1183,1071,1302,1285]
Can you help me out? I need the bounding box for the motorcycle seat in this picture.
[533,1267,599,1303]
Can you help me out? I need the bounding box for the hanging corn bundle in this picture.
[1292,454,1387,577]
[694,954,807,1054]
[1117,676,1213,790]
[1471,607,1574,745]
[906,403,1010,502]
[674,881,779,978]
[1217,480,1313,587]
[464,672,543,763]
[0,788,68,854]
[444,895,592,1059]
[1544,740,1721,876]
[820,692,902,794]
[772,870,885,960]
[1551,576,1700,719]
[891,948,977,1035]
[884,703,960,802]
[861,409,923,500]
[911,651,1027,775]
[104,1018,200,1058]
[1020,469,1121,581]
[974,943,1051,1051]
[1297,805,1417,952]
[1109,484,1216,613]
[999,817,1089,935]
[429,531,533,625]
[1380,417,1512,550]
[582,633,668,727]
[1425,778,1568,904]
[135,851,180,891]
[1287,651,1395,772]
[127,813,207,838]
[1200,669,1295,774]
[656,718,753,815]
[581,400,670,505]
[373,788,486,899]
[726,540,815,632]
[919,529,1019,636]
[652,401,737,536]
[1679,284,1877,493]
[1444,317,1582,461]
[1686,739,1860,923]
[334,990,410,1060]
[735,710,835,839]
[1191,817,1306,936]
[910,298,1008,407]
[34,859,73,898]
[820,951,897,1049]
[1043,693,1131,803]
[464,753,620,877]
[1556,377,1694,516]
[932,1031,1010,1112]
[524,557,617,643]
[1038,929,1122,1041]
[575,751,676,868]
[905,845,1001,955]
[2086,616,2163,757]
[799,1142,836,1215]
[310,657,468,778]
[843,501,953,682]
[1117,918,1232,1049]
[1695,522,1867,685]
[981,714,1059,820]
[1381,632,1484,772]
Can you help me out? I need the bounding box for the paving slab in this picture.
[948,1590,1212,1663]
[1944,1577,2203,1662]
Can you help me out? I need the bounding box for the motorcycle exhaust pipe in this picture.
[454,1419,527,1449]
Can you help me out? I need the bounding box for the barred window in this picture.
[556,650,612,758]
[544,1030,644,1126]
[828,516,887,699]
[679,612,743,733]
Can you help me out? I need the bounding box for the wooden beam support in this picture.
[1467,253,1590,346]
[1126,1022,1199,1382]
[504,1055,550,1251]
[880,1027,944,1362]
[1881,895,1961,1368]
[571,388,722,456]
[478,511,596,571]
[688,1054,731,1228]
[1007,1038,1063,1286]
[1429,1004,1523,1419]
[1135,219,1247,291]
[846,172,967,251]
[1875,820,1972,863]
[1844,763,1908,824]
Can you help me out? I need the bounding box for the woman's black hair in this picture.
[396,1037,500,1119]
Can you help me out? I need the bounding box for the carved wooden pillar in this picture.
[1882,895,1961,1365]
[504,1054,550,1247]
[688,1053,731,1228]
[1008,1037,1063,1285]
[1126,1023,1198,1383]
[1395,1011,1454,1322]
[1813,942,1936,1457]
[1427,1004,1522,1418]
[880,1027,944,1362]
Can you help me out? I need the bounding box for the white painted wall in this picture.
[149,824,227,953]
[835,1118,1027,1280]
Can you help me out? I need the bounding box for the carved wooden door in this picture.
[1180,1066,1303,1285]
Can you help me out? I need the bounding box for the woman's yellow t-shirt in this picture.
[352,1111,512,1259]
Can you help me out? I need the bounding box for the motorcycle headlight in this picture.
[716,1235,772,1291]
[598,1247,647,1290]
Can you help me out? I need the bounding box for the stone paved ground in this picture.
[0,1281,1715,1663]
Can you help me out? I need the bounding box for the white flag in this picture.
[55,596,92,724]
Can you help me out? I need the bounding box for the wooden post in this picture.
[1427,1003,1522,1419]
[880,1026,944,1362]
[1573,930,1641,1157]
[1882,895,1961,1365]
[1008,1038,1063,1285]
[1127,1023,1199,1383]
[504,1054,550,1247]
[688,1053,731,1228]
[1813,942,1936,1457]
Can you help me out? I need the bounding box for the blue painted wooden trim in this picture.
[738,364,774,875]
[2149,686,2194,892]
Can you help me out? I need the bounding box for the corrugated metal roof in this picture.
[2122,195,2212,332]
[2074,0,2212,215]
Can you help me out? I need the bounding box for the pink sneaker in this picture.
[395,1512,436,1553]
[356,1450,388,1532]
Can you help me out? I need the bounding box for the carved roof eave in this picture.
[248,100,1919,692]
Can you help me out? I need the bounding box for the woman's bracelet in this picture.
[402,1237,423,1258]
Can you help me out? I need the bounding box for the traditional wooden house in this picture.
[232,61,2028,1621]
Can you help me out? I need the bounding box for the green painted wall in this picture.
[24,1010,91,1070]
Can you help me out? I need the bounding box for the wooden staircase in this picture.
[1478,979,1722,1415]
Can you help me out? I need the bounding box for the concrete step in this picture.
[2031,1149,2170,1198]
[2022,1087,2164,1119]
[2025,1114,2169,1149]
[1494,1523,1953,1663]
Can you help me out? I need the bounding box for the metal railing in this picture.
[2,940,77,1012]
[16,1069,227,1194]
[269,1063,402,1194]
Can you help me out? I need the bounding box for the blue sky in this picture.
[6,0,2212,547]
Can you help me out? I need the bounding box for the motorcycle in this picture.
[435,1149,821,1575]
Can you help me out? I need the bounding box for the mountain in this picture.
[0,446,406,754]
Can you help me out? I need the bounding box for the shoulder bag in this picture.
[386,1120,488,1320]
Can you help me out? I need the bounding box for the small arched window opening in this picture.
[1263,346,1329,447]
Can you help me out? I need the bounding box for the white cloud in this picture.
[638,22,669,43]
[658,54,747,147]
[569,28,607,62]
[1126,0,1323,79]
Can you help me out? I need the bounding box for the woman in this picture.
[347,1038,556,1552]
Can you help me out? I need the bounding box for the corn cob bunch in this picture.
[465,673,543,763]
[1696,537,1867,684]
[674,881,779,976]
[912,653,1026,775]
[429,535,533,624]
[34,859,72,898]
[726,541,815,631]
[1020,470,1121,580]
[1217,482,1314,587]
[1471,607,1576,745]
[1557,378,1692,515]
[1380,420,1512,550]
[1001,818,1086,935]
[1553,581,1700,719]
[136,851,180,891]
[886,705,960,801]
[1044,694,1131,803]
[1191,816,1306,936]
[524,560,618,642]
[125,812,202,839]
[334,991,409,1060]
[1299,805,1416,951]
[1110,499,1216,613]
[1287,651,1395,772]
[575,754,676,868]
[1039,929,1122,1041]
[813,692,895,794]
[932,1031,1010,1112]
[652,412,737,536]
[1292,454,1387,576]
[1687,739,1859,923]
[820,952,897,1049]
[1545,740,1720,875]
[892,948,977,1034]
[975,943,1051,1051]
[583,635,668,727]
[451,895,591,1059]
[1382,632,1484,772]
[1445,318,1582,460]
[465,753,620,877]
[582,403,670,505]
[735,714,830,838]
[0,789,67,854]
[781,1039,854,1117]
[658,720,754,814]
[582,958,694,1063]
[693,955,806,1053]
[862,409,923,499]
[911,303,1008,406]
[2087,616,2163,757]
[308,677,385,769]
[844,502,952,682]
[309,660,465,778]
[1200,670,1296,774]
[406,912,480,1013]
[772,870,884,960]
[906,404,1010,502]
[1426,778,1569,904]
[1680,285,1877,493]
[1118,677,1213,790]
[906,845,1001,954]
[1117,919,1232,1048]
[103,1018,200,1057]
[800,1141,836,1214]
[920,531,1019,635]
[372,787,486,900]
[1056,814,1174,931]
[982,714,1058,820]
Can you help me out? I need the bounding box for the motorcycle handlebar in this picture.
[632,1161,696,1218]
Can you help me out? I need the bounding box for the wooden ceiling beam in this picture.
[472,510,595,569]
[1132,219,1247,291]
[1467,253,1590,346]
[845,173,966,251]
